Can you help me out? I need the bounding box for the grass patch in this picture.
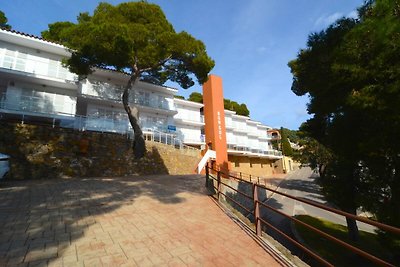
[294,215,395,266]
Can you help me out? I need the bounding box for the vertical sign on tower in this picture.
[202,74,229,173]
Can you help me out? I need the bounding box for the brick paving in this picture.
[0,175,281,266]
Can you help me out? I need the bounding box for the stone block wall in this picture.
[0,122,201,179]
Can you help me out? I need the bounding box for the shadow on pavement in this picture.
[0,174,205,265]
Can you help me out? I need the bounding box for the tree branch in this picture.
[140,55,172,73]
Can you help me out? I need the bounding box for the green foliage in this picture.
[187,92,250,115]
[188,92,203,103]
[237,103,250,116]
[0,10,11,30]
[41,2,215,88]
[293,127,332,177]
[174,95,185,100]
[281,127,300,143]
[289,0,400,241]
[280,127,293,156]
[223,99,250,116]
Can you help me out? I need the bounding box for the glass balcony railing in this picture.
[81,82,176,112]
[0,52,77,81]
[263,150,283,156]
[0,93,76,116]
[226,143,283,157]
[88,83,124,102]
[131,98,175,112]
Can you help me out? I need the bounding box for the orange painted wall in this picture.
[202,75,229,173]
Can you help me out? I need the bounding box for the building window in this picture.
[235,161,239,167]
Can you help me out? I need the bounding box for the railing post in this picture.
[217,170,221,201]
[205,162,209,188]
[250,174,252,182]
[253,183,261,236]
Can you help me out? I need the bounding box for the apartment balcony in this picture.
[262,150,283,157]
[227,145,283,159]
[225,122,234,129]
[80,82,177,115]
[247,131,259,137]
[258,133,274,140]
[233,127,248,133]
[0,52,77,86]
[181,137,205,145]
[0,92,76,117]
[173,116,204,127]
[85,116,130,133]
[141,122,173,134]
[131,98,177,115]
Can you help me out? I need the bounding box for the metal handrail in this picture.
[205,165,399,267]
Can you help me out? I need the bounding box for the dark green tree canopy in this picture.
[289,0,400,245]
[42,1,214,159]
[187,92,250,116]
[224,99,249,116]
[0,10,11,30]
[188,92,203,103]
[173,95,185,100]
[42,1,214,88]
[280,127,293,156]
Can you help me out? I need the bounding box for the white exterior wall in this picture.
[176,125,202,144]
[226,130,236,145]
[246,122,258,136]
[173,99,204,145]
[225,114,233,128]
[174,103,202,123]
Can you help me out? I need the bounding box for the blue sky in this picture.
[2,0,364,129]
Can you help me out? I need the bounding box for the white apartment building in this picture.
[0,28,281,160]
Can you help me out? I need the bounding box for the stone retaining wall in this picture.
[0,122,201,179]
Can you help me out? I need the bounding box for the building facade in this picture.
[0,28,282,173]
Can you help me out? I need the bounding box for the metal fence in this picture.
[205,164,400,267]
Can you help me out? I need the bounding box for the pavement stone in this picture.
[0,175,281,266]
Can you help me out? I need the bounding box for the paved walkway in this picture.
[0,175,281,266]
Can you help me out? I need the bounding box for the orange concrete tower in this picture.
[202,74,229,173]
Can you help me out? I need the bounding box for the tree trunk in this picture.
[318,164,326,179]
[122,75,146,159]
[345,207,359,241]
